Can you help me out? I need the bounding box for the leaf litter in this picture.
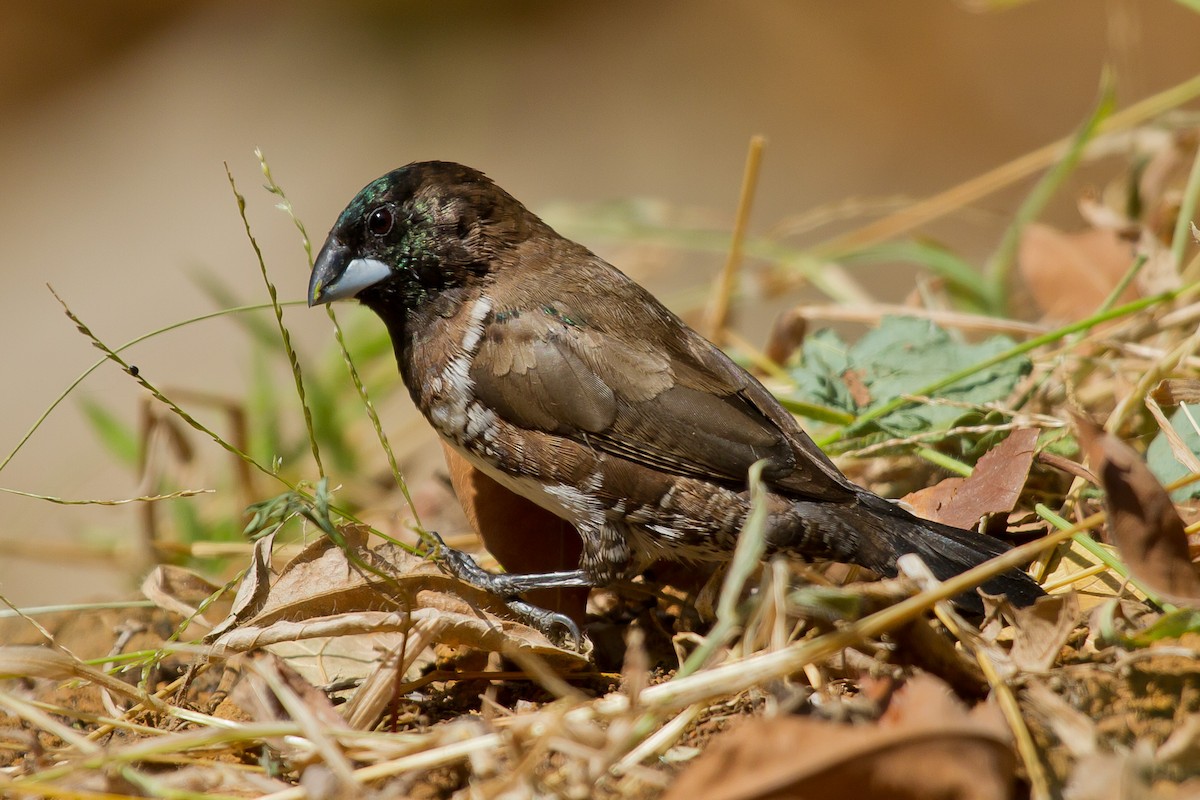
[4,119,1200,799]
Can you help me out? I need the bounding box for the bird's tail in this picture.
[786,493,1045,613]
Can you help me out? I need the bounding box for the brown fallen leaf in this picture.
[206,532,276,641]
[140,564,222,630]
[903,427,1039,530]
[1076,415,1200,605]
[663,674,1014,800]
[207,527,589,670]
[763,307,807,366]
[1018,223,1136,322]
[1000,592,1080,673]
[1149,378,1200,407]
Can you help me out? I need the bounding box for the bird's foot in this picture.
[425,531,585,649]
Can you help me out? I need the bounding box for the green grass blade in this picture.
[79,396,140,467]
[225,164,324,478]
[1171,133,1200,271]
[983,72,1116,312]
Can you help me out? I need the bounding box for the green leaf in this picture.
[1147,404,1200,500]
[79,397,139,467]
[1125,608,1200,647]
[788,316,1031,440]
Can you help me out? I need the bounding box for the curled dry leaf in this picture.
[141,564,222,630]
[997,592,1080,673]
[207,526,589,672]
[207,531,276,642]
[1076,415,1200,606]
[664,674,1013,800]
[1150,379,1200,407]
[903,427,1039,530]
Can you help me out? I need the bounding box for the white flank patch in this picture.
[460,296,491,352]
[447,441,604,534]
[544,471,605,525]
[429,296,493,437]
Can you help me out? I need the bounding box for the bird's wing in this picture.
[470,301,855,501]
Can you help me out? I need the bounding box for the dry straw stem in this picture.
[705,134,765,344]
[603,517,1096,717]
[0,646,170,716]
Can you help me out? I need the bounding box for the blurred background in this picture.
[2,0,1199,605]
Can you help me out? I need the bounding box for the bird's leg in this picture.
[426,531,590,647]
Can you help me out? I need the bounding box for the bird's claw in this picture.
[503,598,583,650]
[425,530,585,651]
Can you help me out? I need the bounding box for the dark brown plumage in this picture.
[308,161,1043,637]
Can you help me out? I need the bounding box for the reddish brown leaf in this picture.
[903,428,1039,530]
[841,368,872,408]
[764,307,807,366]
[1150,378,1200,407]
[1076,416,1200,605]
[902,475,966,525]
[664,675,1013,800]
[1018,223,1136,322]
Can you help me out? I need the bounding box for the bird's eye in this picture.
[366,206,394,237]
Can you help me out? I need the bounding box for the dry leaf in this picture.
[208,531,277,641]
[1022,679,1098,759]
[1150,379,1200,407]
[664,674,1013,800]
[763,307,807,365]
[1004,593,1080,673]
[207,528,589,671]
[903,427,1039,529]
[1040,537,1134,610]
[141,564,221,629]
[1018,223,1136,322]
[1077,416,1200,605]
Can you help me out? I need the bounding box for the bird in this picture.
[307,161,1044,637]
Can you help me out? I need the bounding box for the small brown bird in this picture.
[308,162,1043,637]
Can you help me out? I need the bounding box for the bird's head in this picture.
[308,161,539,312]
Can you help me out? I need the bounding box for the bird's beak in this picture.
[308,238,393,306]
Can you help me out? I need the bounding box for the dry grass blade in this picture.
[226,164,325,478]
[0,487,212,505]
[0,645,170,715]
[705,134,765,344]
